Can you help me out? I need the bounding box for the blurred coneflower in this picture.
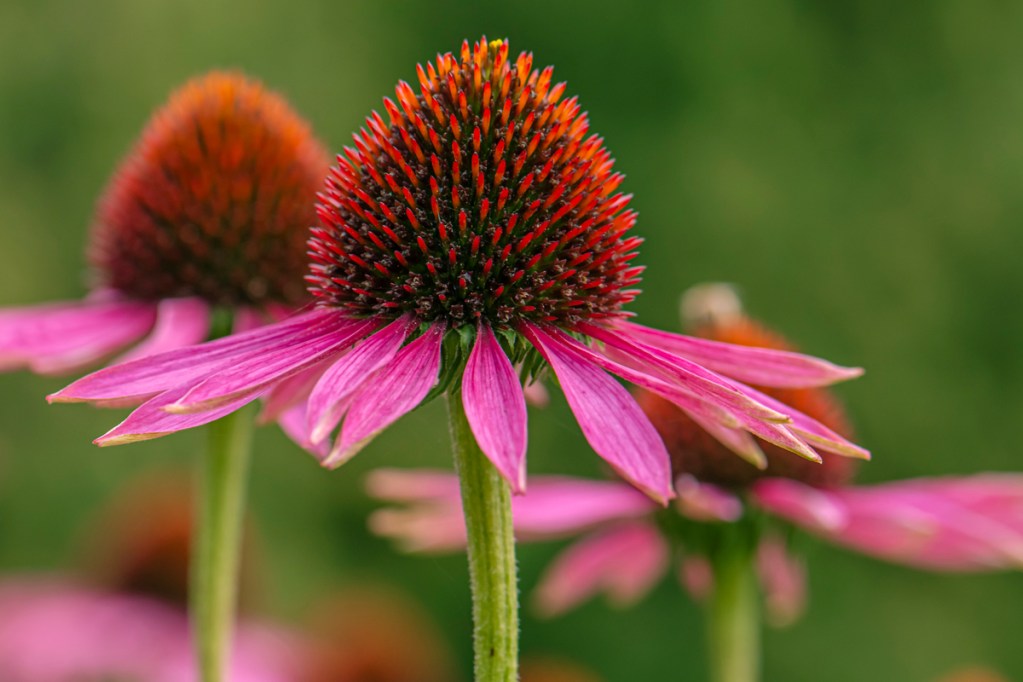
[0,71,327,376]
[54,40,865,681]
[34,71,329,682]
[370,285,1023,682]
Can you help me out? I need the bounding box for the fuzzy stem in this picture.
[708,537,760,682]
[192,403,255,682]
[448,389,519,682]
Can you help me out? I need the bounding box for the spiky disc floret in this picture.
[308,37,644,328]
[91,72,329,307]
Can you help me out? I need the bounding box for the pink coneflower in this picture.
[53,40,864,501]
[0,71,328,376]
[0,476,297,682]
[52,41,864,681]
[368,287,1022,682]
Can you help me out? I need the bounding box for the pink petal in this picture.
[532,521,668,617]
[305,317,414,445]
[365,468,463,503]
[368,505,469,554]
[674,475,744,522]
[171,316,380,413]
[757,534,807,627]
[462,325,528,493]
[679,554,714,602]
[325,324,445,468]
[115,297,211,363]
[50,309,341,405]
[276,401,330,460]
[753,478,1023,571]
[618,321,864,388]
[0,297,157,375]
[0,579,299,682]
[511,477,658,538]
[94,383,260,446]
[257,359,334,424]
[522,324,674,504]
[522,377,550,407]
[580,322,787,423]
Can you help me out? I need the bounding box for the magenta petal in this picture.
[512,477,658,538]
[0,297,157,375]
[618,321,864,388]
[306,317,414,445]
[462,325,528,493]
[276,401,330,460]
[533,521,668,617]
[325,324,445,468]
[50,309,339,405]
[674,475,744,522]
[579,322,787,423]
[523,324,674,504]
[94,383,259,446]
[172,315,380,412]
[115,297,211,363]
[366,468,463,503]
[753,478,1023,571]
[757,534,807,627]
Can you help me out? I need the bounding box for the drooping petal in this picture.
[579,322,787,423]
[115,297,211,363]
[365,468,463,504]
[674,475,744,522]
[276,401,330,460]
[325,324,445,468]
[757,534,807,627]
[305,317,415,445]
[532,521,669,617]
[0,297,157,375]
[171,315,381,413]
[462,325,528,493]
[522,324,674,504]
[50,309,342,405]
[95,383,259,446]
[753,477,1023,571]
[618,321,864,388]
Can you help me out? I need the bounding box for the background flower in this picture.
[0,71,328,376]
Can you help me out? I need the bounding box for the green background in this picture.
[1,1,1021,680]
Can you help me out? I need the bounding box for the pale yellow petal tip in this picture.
[95,432,162,447]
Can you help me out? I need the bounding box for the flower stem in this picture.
[708,535,760,682]
[448,389,519,682]
[192,402,256,682]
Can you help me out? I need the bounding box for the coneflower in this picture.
[30,71,329,682]
[54,41,865,681]
[369,285,1023,682]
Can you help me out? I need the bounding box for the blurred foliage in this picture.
[0,1,1021,680]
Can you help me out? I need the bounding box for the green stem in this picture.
[192,403,256,682]
[708,538,760,682]
[448,390,519,682]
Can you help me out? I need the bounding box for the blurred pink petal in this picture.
[679,554,714,602]
[0,579,298,682]
[523,324,674,504]
[522,377,550,407]
[753,477,1023,570]
[757,534,807,627]
[327,324,445,467]
[674,475,743,522]
[533,521,669,617]
[462,325,529,493]
[617,320,863,388]
[0,296,157,375]
[115,297,211,363]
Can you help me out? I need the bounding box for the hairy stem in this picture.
[448,389,519,682]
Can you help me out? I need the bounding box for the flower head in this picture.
[0,72,328,375]
[309,38,639,328]
[56,41,865,502]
